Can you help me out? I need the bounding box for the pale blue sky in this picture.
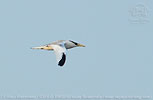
[0,0,153,99]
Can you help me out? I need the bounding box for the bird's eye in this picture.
[70,40,78,45]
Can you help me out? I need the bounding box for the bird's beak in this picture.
[31,45,53,50]
[77,43,85,47]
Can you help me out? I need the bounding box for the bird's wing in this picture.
[51,44,66,66]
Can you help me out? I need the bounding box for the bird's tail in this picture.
[31,46,45,49]
[31,46,53,50]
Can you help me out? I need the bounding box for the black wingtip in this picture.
[58,53,66,66]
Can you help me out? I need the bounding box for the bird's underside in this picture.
[31,40,85,66]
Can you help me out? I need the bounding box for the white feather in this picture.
[51,44,66,64]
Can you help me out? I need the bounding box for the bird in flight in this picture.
[31,40,85,66]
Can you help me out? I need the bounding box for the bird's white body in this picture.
[32,40,85,66]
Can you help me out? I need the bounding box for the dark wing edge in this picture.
[58,53,66,66]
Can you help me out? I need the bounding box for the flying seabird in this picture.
[31,40,85,66]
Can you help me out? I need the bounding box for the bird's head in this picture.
[69,40,85,47]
